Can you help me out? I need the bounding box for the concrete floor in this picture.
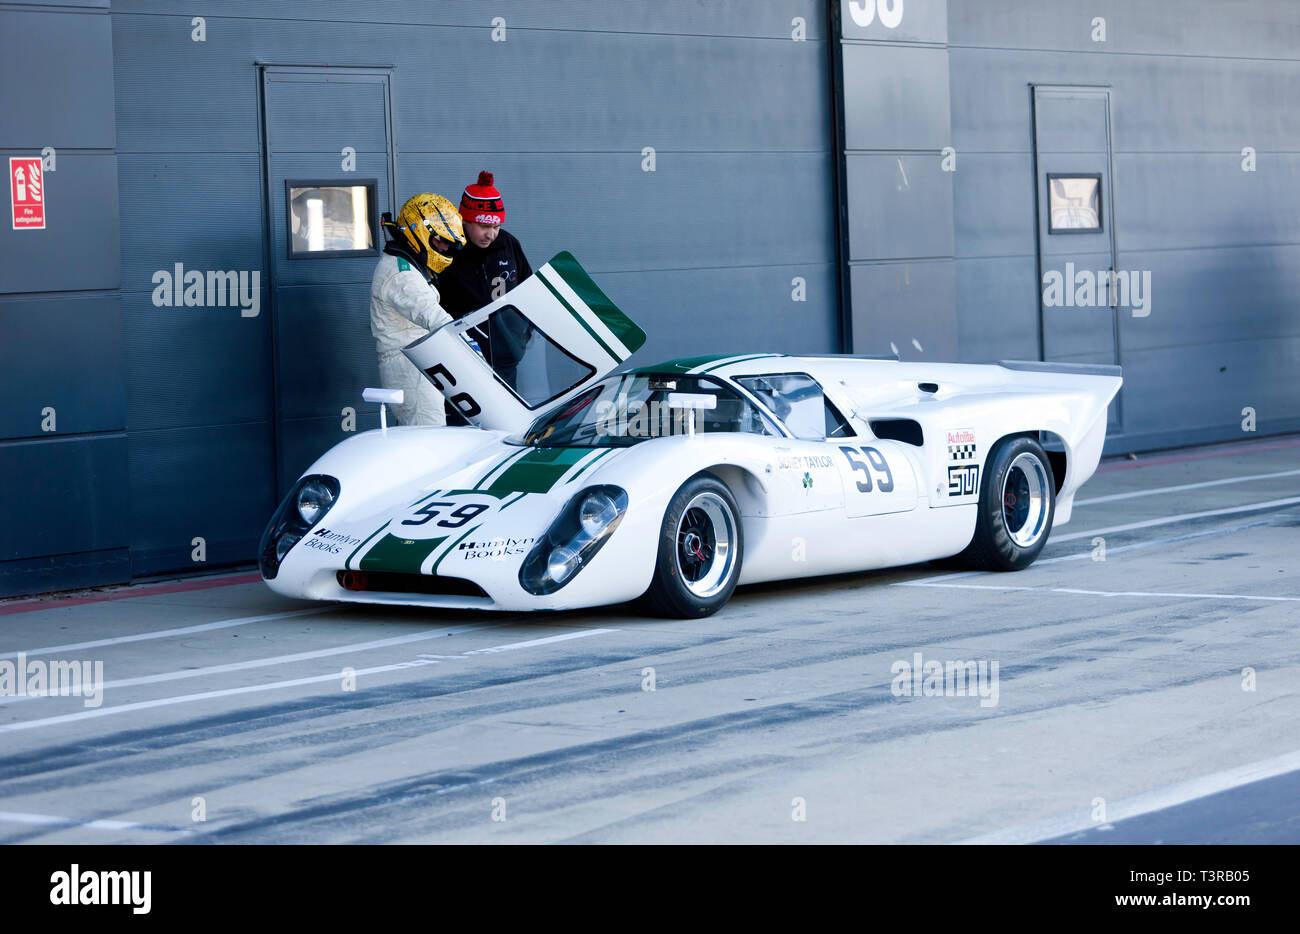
[1,434,1297,844]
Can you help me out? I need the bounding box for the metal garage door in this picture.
[260,65,395,493]
[1032,85,1123,430]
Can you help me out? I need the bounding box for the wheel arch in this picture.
[994,430,1067,494]
[638,463,751,618]
[693,463,766,516]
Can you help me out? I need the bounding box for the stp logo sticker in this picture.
[10,157,45,230]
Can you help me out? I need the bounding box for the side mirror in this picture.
[667,392,717,437]
[362,387,404,434]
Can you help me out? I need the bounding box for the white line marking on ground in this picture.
[0,628,617,734]
[900,582,1299,602]
[1074,468,1300,506]
[1051,496,1300,543]
[958,749,1300,844]
[463,630,615,655]
[899,507,1274,587]
[901,512,1282,589]
[1032,518,1274,565]
[0,608,336,661]
[0,810,193,835]
[0,621,514,706]
[902,568,980,584]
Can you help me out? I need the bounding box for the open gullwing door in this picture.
[403,251,646,434]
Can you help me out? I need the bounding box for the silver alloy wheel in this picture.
[1001,451,1050,548]
[674,491,737,598]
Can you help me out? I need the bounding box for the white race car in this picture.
[260,252,1121,618]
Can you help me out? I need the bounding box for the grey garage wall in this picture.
[945,0,1300,451]
[836,0,958,362]
[103,1,840,583]
[0,0,128,597]
[7,0,1297,599]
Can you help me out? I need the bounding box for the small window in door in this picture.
[286,179,378,257]
[471,304,595,409]
[734,372,854,440]
[1047,174,1102,233]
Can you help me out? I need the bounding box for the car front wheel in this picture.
[641,474,743,618]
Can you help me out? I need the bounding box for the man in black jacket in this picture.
[438,173,534,412]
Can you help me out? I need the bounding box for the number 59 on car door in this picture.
[835,441,918,518]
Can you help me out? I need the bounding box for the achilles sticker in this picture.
[946,428,977,461]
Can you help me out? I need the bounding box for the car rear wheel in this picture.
[956,435,1055,571]
[641,474,743,618]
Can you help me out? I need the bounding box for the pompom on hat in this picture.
[460,171,505,226]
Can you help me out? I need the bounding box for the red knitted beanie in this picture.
[460,171,504,226]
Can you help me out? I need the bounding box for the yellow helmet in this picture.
[396,193,466,275]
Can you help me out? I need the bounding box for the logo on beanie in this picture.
[461,170,505,224]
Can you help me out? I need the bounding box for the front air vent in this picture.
[337,570,488,598]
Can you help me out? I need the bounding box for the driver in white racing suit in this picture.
[370,192,467,425]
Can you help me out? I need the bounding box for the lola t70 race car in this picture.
[260,252,1122,618]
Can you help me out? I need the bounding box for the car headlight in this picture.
[297,479,336,525]
[258,474,341,580]
[520,485,627,595]
[546,544,582,583]
[578,490,620,537]
[275,531,303,563]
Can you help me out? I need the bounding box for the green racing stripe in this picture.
[640,354,732,373]
[472,449,530,490]
[345,521,390,571]
[546,251,646,354]
[536,269,620,363]
[699,353,782,373]
[428,523,482,576]
[358,533,447,574]
[564,448,614,485]
[497,490,529,512]
[487,446,590,494]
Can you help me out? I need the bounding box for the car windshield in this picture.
[513,373,780,447]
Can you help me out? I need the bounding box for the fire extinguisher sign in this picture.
[10,157,46,230]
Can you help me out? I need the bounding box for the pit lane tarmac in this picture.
[1,434,1297,844]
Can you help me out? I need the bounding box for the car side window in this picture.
[735,373,854,441]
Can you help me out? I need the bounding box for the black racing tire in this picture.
[640,474,744,619]
[956,435,1056,571]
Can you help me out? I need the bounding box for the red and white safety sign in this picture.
[10,157,46,230]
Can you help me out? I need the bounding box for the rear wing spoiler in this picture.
[998,360,1122,377]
